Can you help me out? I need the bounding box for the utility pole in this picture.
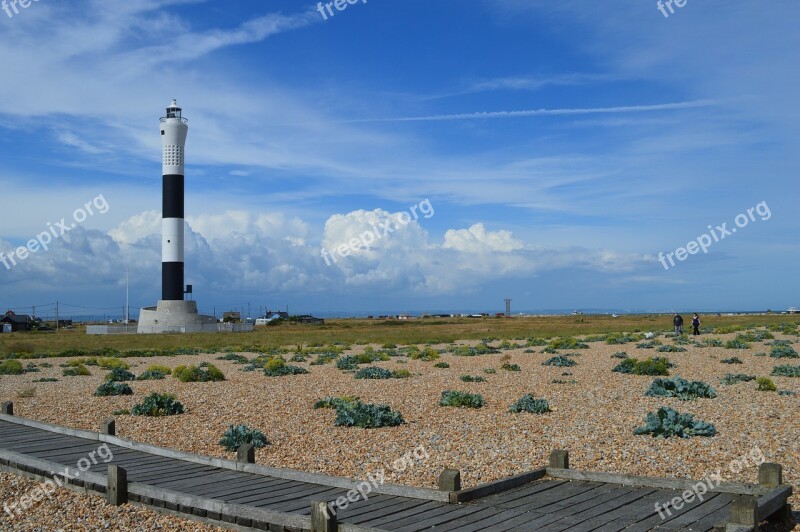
[55,301,59,332]
[505,298,512,318]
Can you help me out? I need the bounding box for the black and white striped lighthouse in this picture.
[160,100,188,301]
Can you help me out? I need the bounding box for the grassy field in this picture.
[2,313,799,356]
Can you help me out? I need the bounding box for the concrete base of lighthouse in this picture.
[137,300,218,334]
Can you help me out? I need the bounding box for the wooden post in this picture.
[439,469,461,492]
[1,402,12,415]
[550,449,569,469]
[758,463,782,487]
[311,500,336,532]
[730,494,758,527]
[101,418,116,436]
[237,444,255,463]
[107,464,128,506]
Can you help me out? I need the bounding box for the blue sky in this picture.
[0,0,798,318]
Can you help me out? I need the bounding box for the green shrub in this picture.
[433,362,450,368]
[410,347,440,361]
[720,357,743,364]
[137,369,169,380]
[460,375,486,382]
[721,373,756,385]
[216,354,249,363]
[526,337,548,347]
[606,333,643,345]
[309,352,339,365]
[543,356,576,367]
[612,352,629,359]
[484,368,497,374]
[94,382,133,397]
[262,359,308,377]
[636,340,662,349]
[333,401,404,428]
[32,377,58,382]
[173,363,225,382]
[657,345,687,353]
[219,425,269,452]
[756,377,777,391]
[131,393,184,416]
[62,364,90,376]
[634,407,716,438]
[549,337,589,350]
[699,338,723,347]
[146,364,172,374]
[105,367,135,382]
[439,390,484,408]
[645,377,717,400]
[314,395,360,409]
[98,357,130,370]
[778,390,796,396]
[354,367,393,379]
[552,378,577,384]
[111,409,130,416]
[508,394,550,414]
[613,357,670,376]
[336,355,360,370]
[771,364,800,377]
[770,345,798,358]
[392,369,411,378]
[0,360,24,375]
[725,339,750,350]
[501,363,521,372]
[450,344,498,356]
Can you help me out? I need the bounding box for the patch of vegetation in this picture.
[657,345,687,353]
[720,357,743,364]
[460,375,486,382]
[645,377,717,400]
[636,340,662,349]
[450,343,498,356]
[173,363,226,382]
[699,338,723,347]
[333,401,404,428]
[612,351,629,359]
[501,363,521,372]
[771,364,800,377]
[354,366,393,379]
[131,392,184,416]
[105,367,135,382]
[410,347,441,361]
[634,407,717,438]
[552,378,577,384]
[17,387,35,398]
[549,337,589,350]
[613,357,670,376]
[509,394,551,414]
[526,337,548,347]
[0,360,24,375]
[606,333,643,345]
[756,377,777,392]
[721,373,756,385]
[94,382,133,396]
[111,409,130,416]
[736,331,774,342]
[543,355,577,367]
[314,395,360,409]
[309,352,339,366]
[137,368,169,380]
[98,357,130,370]
[433,362,450,368]
[484,368,497,374]
[219,425,269,452]
[62,364,90,376]
[217,353,249,363]
[262,359,308,377]
[770,345,798,358]
[32,377,58,382]
[724,339,750,350]
[439,390,485,408]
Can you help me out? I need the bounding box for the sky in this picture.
[0,0,798,319]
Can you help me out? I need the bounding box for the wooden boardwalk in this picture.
[0,407,792,531]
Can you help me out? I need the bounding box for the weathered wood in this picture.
[1,402,13,415]
[546,467,772,496]
[311,501,336,532]
[756,485,792,521]
[730,494,759,526]
[438,469,460,492]
[101,418,115,436]
[450,467,547,503]
[550,449,569,469]
[107,464,128,505]
[237,444,255,464]
[758,463,782,487]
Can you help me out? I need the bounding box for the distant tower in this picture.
[505,298,512,318]
[161,99,188,301]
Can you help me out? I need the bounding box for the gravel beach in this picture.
[1,329,798,530]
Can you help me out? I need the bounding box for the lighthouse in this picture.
[161,100,187,301]
[137,100,217,333]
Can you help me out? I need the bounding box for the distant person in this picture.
[692,313,701,335]
[673,314,684,335]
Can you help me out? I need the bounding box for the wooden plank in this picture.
[481,479,570,506]
[757,485,792,520]
[232,483,336,506]
[139,467,221,485]
[261,488,350,512]
[442,507,533,532]
[450,467,547,503]
[684,500,735,531]
[343,498,431,525]
[552,488,662,531]
[155,470,247,491]
[223,480,322,504]
[531,483,628,516]
[656,494,734,530]
[355,500,459,529]
[496,481,601,511]
[192,477,296,498]
[547,467,769,496]
[355,500,445,527]
[621,493,725,532]
[331,495,405,519]
[394,505,504,531]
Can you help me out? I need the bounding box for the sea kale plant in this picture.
[508,394,551,414]
[173,363,225,382]
[219,424,269,452]
[543,355,577,367]
[645,376,717,400]
[613,357,671,376]
[105,367,135,382]
[720,373,756,385]
[439,390,485,408]
[333,401,404,428]
[94,381,133,397]
[771,364,800,377]
[633,407,717,438]
[131,393,184,416]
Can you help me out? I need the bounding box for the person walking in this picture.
[691,313,701,335]
[673,313,684,335]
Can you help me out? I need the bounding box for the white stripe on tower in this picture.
[160,100,188,301]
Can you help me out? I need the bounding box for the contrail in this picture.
[342,100,718,123]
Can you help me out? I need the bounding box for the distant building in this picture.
[297,315,324,325]
[222,311,241,323]
[1,311,32,332]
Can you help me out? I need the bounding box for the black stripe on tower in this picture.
[163,174,184,218]
[162,262,184,301]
